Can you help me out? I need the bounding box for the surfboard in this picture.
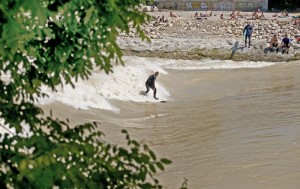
[153,98,167,103]
[145,99,167,103]
[139,91,167,102]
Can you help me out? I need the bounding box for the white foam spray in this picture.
[156,58,277,70]
[38,56,171,112]
[37,56,280,112]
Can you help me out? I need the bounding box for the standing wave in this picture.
[38,56,280,111]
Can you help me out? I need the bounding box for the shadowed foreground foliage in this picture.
[0,0,187,188]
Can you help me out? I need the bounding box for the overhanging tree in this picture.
[0,0,185,188]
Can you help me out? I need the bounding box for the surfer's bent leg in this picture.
[152,87,157,99]
[145,83,150,94]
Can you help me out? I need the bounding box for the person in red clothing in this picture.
[296,36,300,44]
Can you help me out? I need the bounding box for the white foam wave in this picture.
[38,56,279,112]
[94,64,170,103]
[38,56,171,112]
[38,82,119,112]
[157,59,277,70]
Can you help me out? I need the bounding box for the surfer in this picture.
[243,22,253,48]
[145,71,159,100]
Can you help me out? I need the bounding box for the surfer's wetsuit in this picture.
[145,74,157,99]
[243,24,253,47]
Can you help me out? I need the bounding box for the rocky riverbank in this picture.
[118,11,300,62]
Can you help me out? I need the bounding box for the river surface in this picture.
[42,57,300,189]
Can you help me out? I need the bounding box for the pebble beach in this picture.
[118,10,300,62]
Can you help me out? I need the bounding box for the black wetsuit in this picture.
[243,25,253,47]
[145,74,157,98]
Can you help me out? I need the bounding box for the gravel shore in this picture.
[118,11,300,62]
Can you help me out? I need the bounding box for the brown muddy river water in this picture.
[42,57,300,189]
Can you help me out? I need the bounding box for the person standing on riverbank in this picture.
[243,22,253,48]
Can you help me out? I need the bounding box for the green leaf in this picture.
[149,150,156,160]
[84,6,95,25]
[19,160,28,171]
[156,162,164,171]
[149,164,156,173]
[160,158,172,165]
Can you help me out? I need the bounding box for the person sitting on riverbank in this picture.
[293,17,300,25]
[194,12,204,20]
[280,11,289,17]
[156,16,162,22]
[200,11,212,17]
[200,11,205,17]
[252,11,259,19]
[236,11,243,18]
[194,12,199,19]
[170,11,178,18]
[230,14,236,20]
[256,7,262,13]
[200,11,208,17]
[281,34,291,54]
[260,12,265,19]
[158,15,167,23]
[220,13,224,19]
[269,35,279,52]
[230,10,237,20]
[296,36,300,44]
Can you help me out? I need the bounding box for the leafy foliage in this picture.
[0,0,184,188]
[1,123,172,188]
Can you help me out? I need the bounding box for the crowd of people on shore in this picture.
[243,21,298,54]
[154,9,299,25]
[153,8,300,54]
[268,34,292,54]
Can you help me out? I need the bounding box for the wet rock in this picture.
[141,5,159,12]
